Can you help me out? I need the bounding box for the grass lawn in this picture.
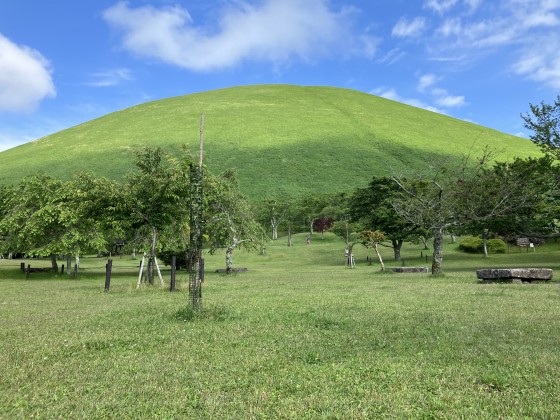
[1,233,560,418]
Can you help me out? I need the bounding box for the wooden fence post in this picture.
[104,259,112,292]
[170,256,176,292]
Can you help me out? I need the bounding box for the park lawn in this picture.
[1,233,560,418]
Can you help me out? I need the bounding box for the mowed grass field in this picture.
[1,233,560,418]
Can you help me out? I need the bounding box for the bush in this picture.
[487,238,507,254]
[459,236,507,254]
[459,236,483,253]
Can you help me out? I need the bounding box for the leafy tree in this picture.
[459,155,559,256]
[360,230,386,270]
[522,96,560,154]
[0,173,127,269]
[331,220,362,268]
[256,198,290,240]
[392,151,542,275]
[205,169,265,273]
[313,217,334,239]
[349,177,425,261]
[124,147,190,283]
[0,174,66,269]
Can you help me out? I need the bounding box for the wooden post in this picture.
[148,258,154,285]
[154,256,164,286]
[170,256,177,292]
[137,253,146,289]
[73,264,78,279]
[66,256,72,275]
[104,259,112,292]
[26,264,30,279]
[61,264,64,274]
[20,262,25,272]
[188,113,204,309]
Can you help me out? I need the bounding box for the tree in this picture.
[257,198,290,240]
[392,151,543,275]
[460,155,560,255]
[360,230,386,270]
[313,217,334,239]
[522,96,560,154]
[0,174,66,269]
[205,169,265,273]
[0,173,128,270]
[349,177,425,261]
[331,220,362,268]
[124,147,190,284]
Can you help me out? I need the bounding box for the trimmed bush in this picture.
[487,238,507,254]
[459,236,507,254]
[459,236,483,253]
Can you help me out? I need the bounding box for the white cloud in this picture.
[86,68,133,87]
[464,0,484,13]
[377,48,406,65]
[514,38,560,88]
[392,17,428,38]
[370,86,445,114]
[424,0,459,14]
[0,34,56,112]
[418,73,438,92]
[425,0,560,88]
[434,92,466,107]
[103,0,368,71]
[0,133,25,152]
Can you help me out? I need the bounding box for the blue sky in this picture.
[1,0,559,152]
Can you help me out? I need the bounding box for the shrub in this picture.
[459,236,507,254]
[459,236,483,253]
[487,238,507,254]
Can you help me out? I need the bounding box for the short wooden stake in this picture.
[170,256,177,292]
[104,259,112,292]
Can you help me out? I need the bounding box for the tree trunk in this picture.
[149,226,157,283]
[287,223,292,247]
[225,245,234,273]
[271,217,278,240]
[346,244,355,268]
[374,244,385,271]
[431,227,444,275]
[421,236,429,250]
[482,229,489,258]
[50,254,58,271]
[392,239,403,261]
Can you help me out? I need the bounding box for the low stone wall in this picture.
[476,268,553,282]
[390,267,428,273]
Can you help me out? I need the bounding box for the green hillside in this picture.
[0,84,539,199]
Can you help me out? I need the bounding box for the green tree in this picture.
[360,230,386,270]
[392,151,539,275]
[0,174,66,269]
[206,169,265,273]
[331,220,362,268]
[349,177,425,261]
[522,96,560,154]
[124,147,190,284]
[460,155,560,255]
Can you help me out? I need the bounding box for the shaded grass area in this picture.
[1,234,560,418]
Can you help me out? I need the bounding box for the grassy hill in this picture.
[0,84,540,199]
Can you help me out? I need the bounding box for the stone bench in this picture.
[476,268,553,282]
[390,267,428,273]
